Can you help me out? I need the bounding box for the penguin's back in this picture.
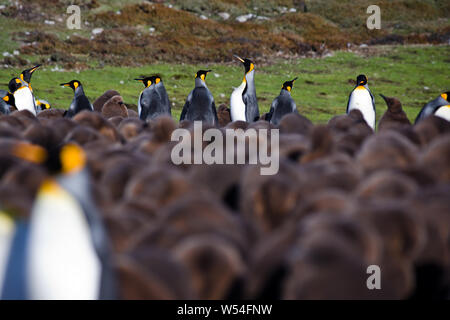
[271,95,297,126]
[187,87,216,123]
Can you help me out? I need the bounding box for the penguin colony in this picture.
[0,61,449,300]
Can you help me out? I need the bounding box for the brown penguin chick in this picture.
[11,109,38,128]
[278,134,310,162]
[172,234,246,300]
[239,160,303,237]
[108,116,124,127]
[356,131,419,174]
[93,90,120,112]
[64,125,105,146]
[146,115,177,144]
[72,110,123,143]
[378,94,411,132]
[128,194,247,256]
[23,123,62,150]
[0,115,26,130]
[115,248,195,299]
[300,125,334,164]
[413,115,450,146]
[0,125,22,140]
[278,113,313,135]
[36,108,65,121]
[118,118,146,140]
[225,120,248,130]
[124,167,194,209]
[356,170,418,202]
[101,95,128,119]
[127,109,139,118]
[188,163,244,212]
[282,234,379,300]
[247,120,276,131]
[46,118,77,143]
[419,134,450,183]
[217,104,231,127]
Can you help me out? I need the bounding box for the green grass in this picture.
[0,45,448,123]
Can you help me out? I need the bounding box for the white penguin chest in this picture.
[27,182,101,300]
[348,87,375,129]
[230,82,246,122]
[434,105,450,122]
[14,87,36,115]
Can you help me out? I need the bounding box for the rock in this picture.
[218,12,230,20]
[236,14,254,23]
[92,28,104,35]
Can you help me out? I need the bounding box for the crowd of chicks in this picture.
[0,80,449,298]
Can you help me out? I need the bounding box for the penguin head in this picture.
[135,76,161,88]
[282,77,298,92]
[60,80,81,91]
[356,75,368,86]
[11,141,86,176]
[380,94,403,113]
[2,92,16,107]
[20,64,41,84]
[234,55,254,74]
[196,70,211,82]
[37,100,51,110]
[8,78,23,93]
[441,92,450,102]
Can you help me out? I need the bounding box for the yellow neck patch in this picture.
[286,86,292,92]
[442,93,448,101]
[3,95,9,102]
[355,85,366,90]
[155,78,161,84]
[60,144,86,174]
[73,82,79,90]
[200,74,206,81]
[248,63,254,73]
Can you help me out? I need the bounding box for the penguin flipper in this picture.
[211,100,218,125]
[180,100,189,121]
[369,89,376,113]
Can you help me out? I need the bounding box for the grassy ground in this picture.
[1,45,448,124]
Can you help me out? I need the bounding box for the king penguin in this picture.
[346,74,376,130]
[36,99,51,111]
[230,55,259,122]
[135,75,171,121]
[61,80,94,118]
[0,142,116,300]
[180,70,218,125]
[415,92,450,123]
[8,77,37,116]
[266,77,299,126]
[0,90,12,115]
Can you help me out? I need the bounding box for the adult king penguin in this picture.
[8,77,37,115]
[266,77,299,126]
[61,80,94,118]
[415,92,450,123]
[180,70,218,125]
[230,55,260,122]
[1,142,116,300]
[347,74,376,130]
[135,75,171,121]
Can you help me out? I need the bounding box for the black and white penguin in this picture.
[1,143,116,300]
[180,70,218,125]
[60,80,93,118]
[346,74,376,130]
[230,55,259,122]
[8,78,37,115]
[266,77,299,126]
[415,92,450,124]
[135,75,171,121]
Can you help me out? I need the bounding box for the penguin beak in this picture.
[233,55,245,63]
[379,94,388,103]
[60,83,70,87]
[292,77,298,82]
[30,64,41,73]
[134,78,145,82]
